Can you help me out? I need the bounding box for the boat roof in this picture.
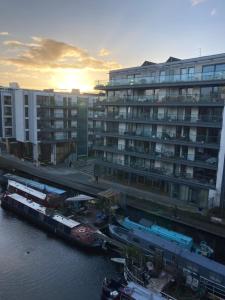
[124,218,192,245]
[151,224,193,244]
[133,229,225,277]
[8,193,80,228]
[66,194,94,202]
[8,180,46,200]
[4,174,66,195]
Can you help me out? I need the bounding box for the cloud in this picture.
[211,8,217,16]
[3,37,120,71]
[3,40,40,48]
[0,32,9,36]
[191,0,206,6]
[3,40,25,47]
[99,48,110,57]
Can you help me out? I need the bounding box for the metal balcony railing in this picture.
[94,143,218,167]
[94,112,222,125]
[98,130,220,145]
[96,94,225,105]
[95,70,225,87]
[100,157,216,186]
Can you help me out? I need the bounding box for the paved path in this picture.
[1,154,225,239]
[0,154,105,197]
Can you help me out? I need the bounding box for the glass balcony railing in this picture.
[95,71,225,87]
[99,157,216,186]
[97,94,225,105]
[94,143,218,167]
[94,112,222,124]
[98,130,220,146]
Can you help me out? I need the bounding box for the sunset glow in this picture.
[50,69,95,93]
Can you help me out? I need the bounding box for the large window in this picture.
[215,63,225,72]
[180,67,195,80]
[202,65,214,74]
[200,86,218,96]
[159,71,166,82]
[202,64,225,79]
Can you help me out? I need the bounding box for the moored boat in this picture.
[101,277,171,300]
[1,192,102,249]
[109,224,225,299]
[118,217,214,257]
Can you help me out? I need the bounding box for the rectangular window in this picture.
[215,64,225,72]
[5,128,12,137]
[25,131,29,141]
[160,71,166,82]
[188,67,195,78]
[4,96,12,105]
[4,117,12,127]
[202,65,215,80]
[25,119,29,129]
[25,107,29,117]
[202,65,214,73]
[24,95,28,106]
[4,106,12,115]
[181,68,187,80]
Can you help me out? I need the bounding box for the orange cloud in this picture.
[3,37,121,71]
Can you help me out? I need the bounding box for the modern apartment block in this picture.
[0,87,94,164]
[87,94,105,155]
[94,53,225,209]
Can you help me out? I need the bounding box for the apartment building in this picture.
[0,87,92,164]
[87,93,105,155]
[94,53,225,209]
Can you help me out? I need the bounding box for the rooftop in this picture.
[9,193,80,229]
[110,52,225,74]
[8,180,46,200]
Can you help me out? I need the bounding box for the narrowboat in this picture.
[109,225,225,299]
[7,180,64,208]
[101,277,172,300]
[4,173,67,196]
[118,217,213,257]
[1,192,103,249]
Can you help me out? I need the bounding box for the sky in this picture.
[0,0,225,92]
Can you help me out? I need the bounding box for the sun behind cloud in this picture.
[0,36,121,92]
[51,69,95,92]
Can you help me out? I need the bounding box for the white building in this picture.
[0,87,97,164]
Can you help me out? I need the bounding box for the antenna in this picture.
[198,48,202,57]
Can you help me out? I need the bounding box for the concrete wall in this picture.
[29,92,38,144]
[14,89,25,142]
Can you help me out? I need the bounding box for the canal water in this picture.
[0,207,116,300]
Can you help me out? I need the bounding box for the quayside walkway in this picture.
[0,153,225,239]
[0,154,105,197]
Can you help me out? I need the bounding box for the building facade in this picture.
[0,87,93,164]
[94,53,225,209]
[87,94,105,155]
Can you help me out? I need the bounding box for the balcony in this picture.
[97,130,220,149]
[93,112,222,128]
[96,94,225,107]
[95,70,225,89]
[38,126,77,132]
[39,103,78,108]
[93,143,218,170]
[97,157,216,189]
